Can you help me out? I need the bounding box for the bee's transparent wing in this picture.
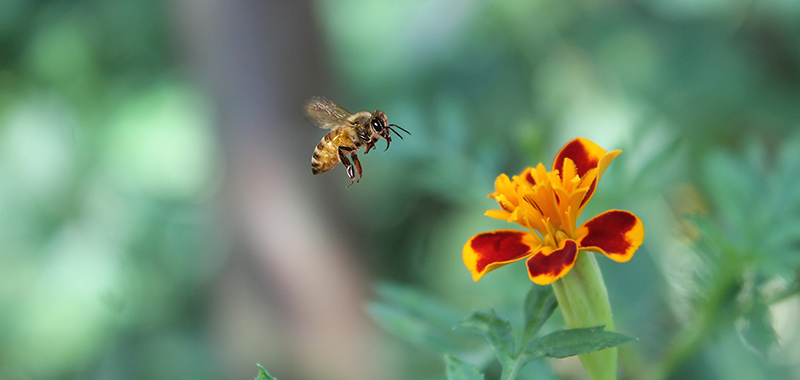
[304,97,351,129]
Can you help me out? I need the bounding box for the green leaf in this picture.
[458,310,515,361]
[522,285,557,340]
[255,364,277,380]
[524,326,635,361]
[445,354,484,380]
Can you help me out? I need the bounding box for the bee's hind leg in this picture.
[338,147,356,187]
[351,152,363,183]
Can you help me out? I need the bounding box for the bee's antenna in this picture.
[388,124,410,139]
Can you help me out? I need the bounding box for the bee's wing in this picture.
[304,97,352,129]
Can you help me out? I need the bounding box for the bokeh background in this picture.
[2,0,800,379]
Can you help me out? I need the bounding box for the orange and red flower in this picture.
[463,138,644,285]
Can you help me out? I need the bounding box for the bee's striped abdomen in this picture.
[311,131,342,175]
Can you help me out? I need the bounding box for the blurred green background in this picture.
[2,0,800,379]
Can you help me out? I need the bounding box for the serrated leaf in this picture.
[524,326,635,361]
[458,310,515,360]
[445,354,484,380]
[523,285,557,339]
[255,364,277,380]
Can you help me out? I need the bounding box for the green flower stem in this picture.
[552,251,616,380]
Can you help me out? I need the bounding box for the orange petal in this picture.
[561,157,579,186]
[597,149,621,179]
[463,230,541,281]
[526,239,579,285]
[494,194,517,213]
[576,210,644,263]
[521,167,538,186]
[553,138,608,178]
[485,209,511,221]
[490,174,518,206]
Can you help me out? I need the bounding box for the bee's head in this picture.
[370,110,410,151]
[369,111,391,140]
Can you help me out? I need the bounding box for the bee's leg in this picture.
[351,152,363,182]
[338,147,356,187]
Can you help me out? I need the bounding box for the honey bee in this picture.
[306,97,410,187]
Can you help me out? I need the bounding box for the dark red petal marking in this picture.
[525,171,536,185]
[523,194,543,214]
[471,231,532,273]
[579,210,637,256]
[498,199,514,213]
[579,177,597,209]
[526,240,578,278]
[555,139,599,178]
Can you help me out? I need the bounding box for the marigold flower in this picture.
[463,138,644,285]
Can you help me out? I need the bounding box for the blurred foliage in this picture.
[0,0,222,379]
[651,135,800,379]
[445,354,484,380]
[367,282,480,356]
[2,0,800,379]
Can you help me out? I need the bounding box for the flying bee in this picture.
[306,97,410,187]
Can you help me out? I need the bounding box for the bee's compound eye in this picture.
[371,119,383,132]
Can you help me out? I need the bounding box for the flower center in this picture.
[512,165,591,244]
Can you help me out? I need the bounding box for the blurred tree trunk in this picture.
[171,0,377,379]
